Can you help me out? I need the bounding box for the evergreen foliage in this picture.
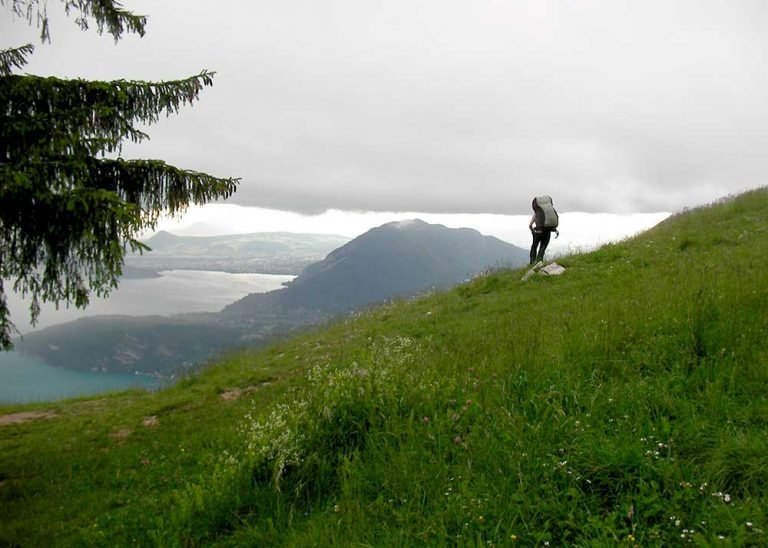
[0,0,239,348]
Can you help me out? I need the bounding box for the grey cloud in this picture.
[4,0,768,215]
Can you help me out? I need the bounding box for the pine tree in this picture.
[0,0,240,349]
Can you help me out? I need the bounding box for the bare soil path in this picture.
[0,410,57,427]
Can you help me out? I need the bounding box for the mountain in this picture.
[126,231,350,274]
[16,221,527,374]
[14,314,239,376]
[222,219,528,316]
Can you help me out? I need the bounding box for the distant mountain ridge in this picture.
[126,231,350,275]
[18,220,528,374]
[140,231,349,257]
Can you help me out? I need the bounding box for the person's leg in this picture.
[536,230,552,262]
[530,232,541,264]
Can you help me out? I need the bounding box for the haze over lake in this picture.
[7,270,295,334]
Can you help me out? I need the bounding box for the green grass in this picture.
[2,188,767,546]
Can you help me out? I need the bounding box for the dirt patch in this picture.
[142,415,159,427]
[110,428,133,440]
[219,388,246,401]
[0,410,58,427]
[219,383,271,401]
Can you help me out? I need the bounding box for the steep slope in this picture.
[13,315,239,375]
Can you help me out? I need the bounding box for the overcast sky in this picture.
[3,0,765,244]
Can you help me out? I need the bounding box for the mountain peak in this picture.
[386,218,429,230]
[146,230,178,240]
[224,219,528,317]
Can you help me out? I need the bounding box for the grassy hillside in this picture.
[1,189,767,546]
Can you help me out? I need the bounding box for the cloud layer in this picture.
[4,0,767,215]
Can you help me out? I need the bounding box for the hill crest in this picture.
[222,218,527,316]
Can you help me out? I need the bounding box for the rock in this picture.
[540,262,566,276]
[521,261,565,281]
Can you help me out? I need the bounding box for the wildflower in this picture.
[333,504,340,513]
[422,416,430,424]
[724,493,732,503]
[454,435,463,445]
[510,534,518,541]
[747,521,753,527]
[478,516,486,524]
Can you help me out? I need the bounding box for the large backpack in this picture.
[532,195,559,229]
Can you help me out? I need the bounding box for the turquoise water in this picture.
[0,352,163,404]
[2,270,293,404]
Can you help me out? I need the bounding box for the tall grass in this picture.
[1,189,767,546]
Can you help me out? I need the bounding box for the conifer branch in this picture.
[1,0,146,42]
[0,44,34,75]
[0,2,239,350]
[1,71,219,160]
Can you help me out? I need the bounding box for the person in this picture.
[529,197,560,265]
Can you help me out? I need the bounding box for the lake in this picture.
[0,351,162,404]
[7,270,295,333]
[1,270,294,404]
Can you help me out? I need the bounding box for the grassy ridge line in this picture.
[1,188,767,545]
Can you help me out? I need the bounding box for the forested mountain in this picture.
[222,219,527,317]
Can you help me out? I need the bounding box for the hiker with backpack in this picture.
[529,195,560,265]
